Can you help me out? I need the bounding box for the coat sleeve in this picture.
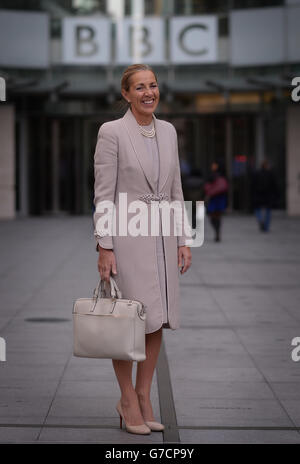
[93,122,118,250]
[170,125,193,247]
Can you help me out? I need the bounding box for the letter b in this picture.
[76,26,98,57]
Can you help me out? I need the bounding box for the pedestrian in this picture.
[251,159,278,232]
[204,162,228,242]
[93,64,192,435]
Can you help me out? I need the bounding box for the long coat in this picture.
[93,107,190,334]
[251,168,278,209]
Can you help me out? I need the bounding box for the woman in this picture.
[204,162,228,242]
[93,64,192,435]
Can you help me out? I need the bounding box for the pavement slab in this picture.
[0,213,300,444]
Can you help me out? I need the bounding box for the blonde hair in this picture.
[121,64,158,94]
[111,64,158,113]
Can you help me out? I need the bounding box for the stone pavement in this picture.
[0,212,300,444]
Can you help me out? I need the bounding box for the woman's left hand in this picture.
[178,246,192,274]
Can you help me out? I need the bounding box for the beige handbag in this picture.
[72,277,147,362]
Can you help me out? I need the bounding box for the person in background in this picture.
[251,159,278,233]
[204,162,228,242]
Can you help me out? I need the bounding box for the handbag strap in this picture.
[93,276,122,300]
[108,277,122,299]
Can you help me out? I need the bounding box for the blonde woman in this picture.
[93,64,192,435]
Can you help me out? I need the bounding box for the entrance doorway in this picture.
[19,110,284,216]
[168,113,256,213]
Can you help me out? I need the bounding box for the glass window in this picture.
[174,0,229,15]
[173,0,285,14]
[144,0,163,15]
[0,0,42,11]
[0,0,107,14]
[71,0,106,15]
[124,0,131,15]
[219,16,229,37]
[232,0,284,9]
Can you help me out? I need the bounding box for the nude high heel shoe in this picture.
[136,395,165,431]
[116,401,151,435]
[144,420,165,432]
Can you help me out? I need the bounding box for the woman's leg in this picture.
[135,327,163,421]
[255,208,264,230]
[264,208,272,232]
[208,213,216,237]
[209,212,221,241]
[215,212,222,242]
[112,359,145,425]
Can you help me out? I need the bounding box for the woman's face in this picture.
[122,70,160,120]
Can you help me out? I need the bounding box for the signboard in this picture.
[0,10,49,68]
[286,0,300,4]
[62,15,218,65]
[170,16,218,64]
[62,17,110,65]
[287,6,300,62]
[115,17,164,64]
[230,8,285,66]
[2,10,300,68]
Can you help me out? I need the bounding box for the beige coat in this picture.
[93,107,190,334]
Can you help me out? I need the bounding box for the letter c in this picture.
[178,24,208,56]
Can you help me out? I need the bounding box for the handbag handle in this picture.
[93,276,122,300]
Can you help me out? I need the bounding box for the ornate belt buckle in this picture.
[138,193,169,204]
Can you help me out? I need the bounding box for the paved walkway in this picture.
[0,212,300,444]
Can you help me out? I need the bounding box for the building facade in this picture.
[0,0,300,218]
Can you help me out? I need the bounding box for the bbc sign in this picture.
[0,11,217,67]
[63,16,218,65]
[1,7,300,68]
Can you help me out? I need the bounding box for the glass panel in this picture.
[0,0,285,14]
[0,0,42,11]
[0,0,107,14]
[173,0,284,14]
[166,114,260,212]
[264,112,286,209]
[231,115,255,212]
[174,0,229,14]
[232,0,284,9]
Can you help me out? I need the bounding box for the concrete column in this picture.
[255,115,265,169]
[19,117,29,216]
[0,105,15,218]
[225,116,233,212]
[287,106,300,216]
[51,119,60,214]
[83,120,91,214]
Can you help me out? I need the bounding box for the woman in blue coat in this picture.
[204,162,228,242]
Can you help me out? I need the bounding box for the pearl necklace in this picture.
[138,122,156,138]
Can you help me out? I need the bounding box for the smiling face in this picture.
[121,70,160,124]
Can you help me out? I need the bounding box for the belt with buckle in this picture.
[138,193,169,204]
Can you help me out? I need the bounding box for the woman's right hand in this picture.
[97,246,117,282]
